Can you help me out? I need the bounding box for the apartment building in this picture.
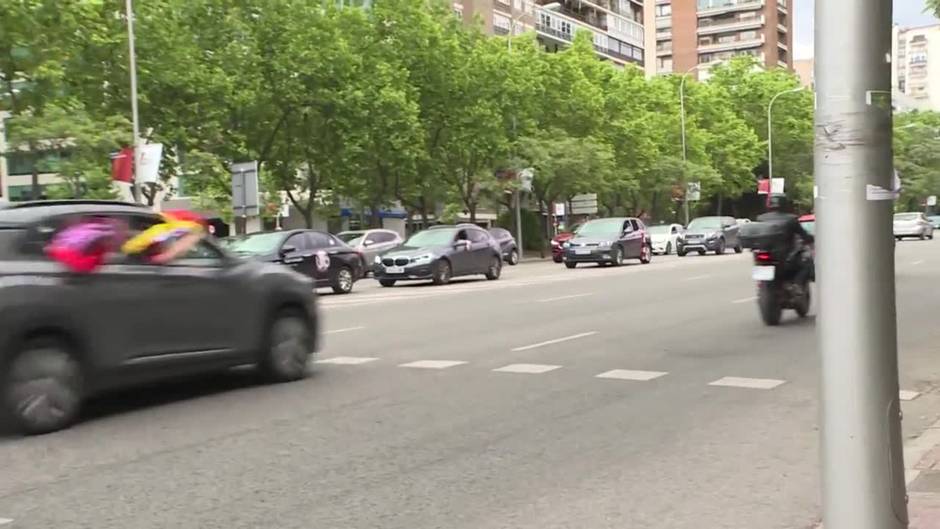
[455,0,647,67]
[650,0,793,78]
[893,24,940,112]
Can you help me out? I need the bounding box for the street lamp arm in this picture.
[766,86,806,182]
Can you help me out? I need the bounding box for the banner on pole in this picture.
[231,161,260,217]
[110,147,134,183]
[135,143,163,184]
[687,182,701,202]
[771,178,785,194]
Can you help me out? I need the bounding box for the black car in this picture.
[563,217,652,268]
[373,224,502,286]
[678,216,742,256]
[226,229,365,294]
[488,227,520,265]
[0,201,318,435]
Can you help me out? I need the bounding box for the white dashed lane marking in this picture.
[731,296,757,304]
[912,260,926,266]
[493,364,562,374]
[708,376,787,390]
[900,390,921,401]
[399,360,468,369]
[535,293,593,303]
[323,326,366,335]
[596,369,668,381]
[684,274,712,281]
[510,332,598,352]
[0,519,13,526]
[315,356,379,365]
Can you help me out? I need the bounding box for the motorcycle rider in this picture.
[756,194,814,284]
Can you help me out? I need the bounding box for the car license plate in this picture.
[752,266,775,281]
[385,266,404,274]
[575,249,591,255]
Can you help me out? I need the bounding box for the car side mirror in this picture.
[279,244,297,257]
[363,240,374,247]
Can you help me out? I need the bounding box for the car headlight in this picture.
[598,240,612,248]
[373,255,382,264]
[563,242,571,249]
[411,254,433,265]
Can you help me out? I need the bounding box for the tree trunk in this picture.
[716,192,724,216]
[369,201,382,229]
[30,166,40,201]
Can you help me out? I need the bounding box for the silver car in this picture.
[337,229,404,272]
[893,212,934,240]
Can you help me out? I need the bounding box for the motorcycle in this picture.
[751,244,813,326]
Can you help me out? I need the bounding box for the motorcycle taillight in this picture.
[755,252,772,262]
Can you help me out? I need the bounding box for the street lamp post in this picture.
[125,0,142,204]
[679,61,720,225]
[767,86,805,184]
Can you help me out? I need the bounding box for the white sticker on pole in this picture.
[771,178,785,194]
[813,185,818,199]
[553,202,565,216]
[867,170,902,201]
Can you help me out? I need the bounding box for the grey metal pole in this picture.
[679,75,690,226]
[125,0,142,204]
[815,0,907,527]
[515,189,523,261]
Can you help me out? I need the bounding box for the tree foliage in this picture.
[2,1,864,230]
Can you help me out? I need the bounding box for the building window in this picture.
[658,57,673,72]
[560,20,572,35]
[656,4,671,17]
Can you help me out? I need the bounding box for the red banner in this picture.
[757,179,770,195]
[110,147,134,183]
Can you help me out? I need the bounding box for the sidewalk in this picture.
[906,419,940,527]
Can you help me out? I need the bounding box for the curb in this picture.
[906,418,940,486]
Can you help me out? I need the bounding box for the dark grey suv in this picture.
[0,201,319,435]
[678,216,743,256]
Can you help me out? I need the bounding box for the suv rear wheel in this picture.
[261,312,311,382]
[330,267,354,294]
[485,256,501,280]
[2,339,83,435]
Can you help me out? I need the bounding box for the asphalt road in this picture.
[2,241,940,528]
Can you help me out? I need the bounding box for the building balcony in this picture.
[697,14,764,35]
[534,19,639,66]
[657,31,672,40]
[656,46,673,57]
[697,0,765,16]
[698,34,765,53]
[777,23,787,32]
[493,25,511,35]
[777,40,788,51]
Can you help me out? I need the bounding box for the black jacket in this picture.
[755,211,814,246]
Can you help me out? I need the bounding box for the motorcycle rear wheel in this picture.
[758,283,783,326]
[795,282,811,318]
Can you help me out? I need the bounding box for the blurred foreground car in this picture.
[0,201,318,435]
[227,229,365,293]
[374,225,502,286]
[488,227,519,265]
[799,214,815,236]
[894,212,934,240]
[929,215,940,230]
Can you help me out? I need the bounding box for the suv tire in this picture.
[2,339,83,435]
[432,260,452,285]
[261,312,311,383]
[330,267,354,294]
[379,279,397,287]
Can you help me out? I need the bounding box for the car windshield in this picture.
[337,231,366,246]
[648,225,670,235]
[405,228,456,247]
[576,219,624,237]
[225,232,285,255]
[688,217,721,231]
[895,213,919,221]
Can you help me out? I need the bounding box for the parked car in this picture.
[227,229,366,293]
[562,217,651,268]
[488,227,520,265]
[0,200,318,435]
[336,229,403,274]
[678,216,742,256]
[894,212,935,240]
[373,225,502,286]
[648,223,684,255]
[799,214,815,236]
[550,223,581,263]
[929,215,940,230]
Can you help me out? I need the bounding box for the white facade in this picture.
[893,24,940,112]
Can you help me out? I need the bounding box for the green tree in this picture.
[895,111,940,212]
[4,102,129,200]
